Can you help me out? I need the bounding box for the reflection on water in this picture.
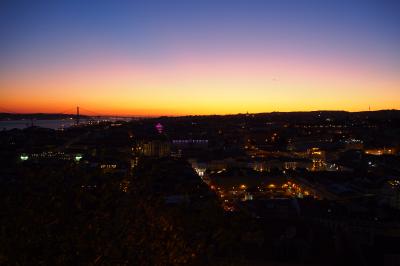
[0,118,129,130]
[0,119,79,130]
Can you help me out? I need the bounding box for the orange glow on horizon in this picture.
[1,54,399,116]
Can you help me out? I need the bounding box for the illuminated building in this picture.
[170,149,182,158]
[19,151,79,161]
[136,140,171,157]
[119,179,130,193]
[100,164,117,173]
[307,148,326,171]
[244,193,253,201]
[308,148,325,159]
[284,161,298,170]
[364,147,396,155]
[382,179,400,210]
[20,154,29,161]
[172,139,208,147]
[343,138,364,150]
[75,154,83,162]
[155,123,164,134]
[130,156,139,169]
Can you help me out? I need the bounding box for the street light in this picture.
[75,154,83,162]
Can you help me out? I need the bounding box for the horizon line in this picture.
[1,108,399,118]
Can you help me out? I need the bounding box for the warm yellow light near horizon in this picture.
[1,55,399,115]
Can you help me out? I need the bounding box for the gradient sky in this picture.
[1,0,399,116]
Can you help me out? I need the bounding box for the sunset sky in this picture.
[1,0,399,116]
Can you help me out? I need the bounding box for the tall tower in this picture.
[76,106,80,125]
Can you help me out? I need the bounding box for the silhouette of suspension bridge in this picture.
[0,106,140,126]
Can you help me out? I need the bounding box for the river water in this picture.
[0,118,131,130]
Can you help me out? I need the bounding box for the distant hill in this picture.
[155,109,400,121]
[2,109,399,121]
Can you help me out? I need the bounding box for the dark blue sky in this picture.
[1,0,399,65]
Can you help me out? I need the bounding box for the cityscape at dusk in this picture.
[1,1,400,266]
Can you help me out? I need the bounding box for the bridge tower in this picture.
[76,106,80,125]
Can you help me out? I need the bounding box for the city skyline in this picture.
[1,0,400,116]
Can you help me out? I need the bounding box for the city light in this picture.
[75,154,83,162]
